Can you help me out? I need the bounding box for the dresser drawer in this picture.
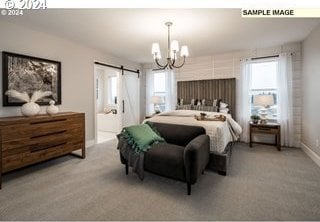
[29,115,83,138]
[1,115,83,143]
[2,128,83,157]
[2,141,84,173]
[2,128,84,153]
[251,126,279,134]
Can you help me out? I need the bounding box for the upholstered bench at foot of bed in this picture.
[119,122,210,195]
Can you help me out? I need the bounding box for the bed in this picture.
[148,78,241,175]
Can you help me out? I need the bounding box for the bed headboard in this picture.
[177,78,236,118]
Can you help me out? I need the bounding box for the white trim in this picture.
[93,63,98,145]
[301,142,320,167]
[86,139,95,148]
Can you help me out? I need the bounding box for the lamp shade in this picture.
[150,96,163,104]
[152,43,161,58]
[180,45,189,57]
[253,94,274,107]
[171,40,179,52]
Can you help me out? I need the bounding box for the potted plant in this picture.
[250,115,260,124]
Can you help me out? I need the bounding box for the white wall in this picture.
[0,21,140,143]
[142,42,302,147]
[96,69,105,113]
[140,69,147,122]
[302,24,320,156]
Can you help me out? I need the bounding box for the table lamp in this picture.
[150,96,163,114]
[253,94,274,124]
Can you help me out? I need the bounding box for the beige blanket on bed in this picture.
[143,110,242,153]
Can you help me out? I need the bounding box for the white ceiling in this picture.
[3,9,320,64]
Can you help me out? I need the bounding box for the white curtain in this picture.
[277,53,294,147]
[238,59,252,143]
[146,69,154,116]
[164,69,177,111]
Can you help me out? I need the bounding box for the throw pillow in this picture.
[122,124,165,153]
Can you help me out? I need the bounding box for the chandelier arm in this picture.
[155,58,167,69]
[171,56,186,68]
[163,63,169,69]
[171,52,176,66]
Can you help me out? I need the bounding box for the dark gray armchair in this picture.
[119,121,210,195]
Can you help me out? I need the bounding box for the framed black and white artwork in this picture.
[2,51,61,106]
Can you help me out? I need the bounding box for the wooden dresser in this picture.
[0,112,85,189]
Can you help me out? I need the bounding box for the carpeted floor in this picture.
[0,140,320,221]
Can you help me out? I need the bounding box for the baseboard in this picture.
[301,142,320,167]
[86,139,95,148]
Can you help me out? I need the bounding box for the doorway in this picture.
[95,65,121,143]
[94,64,140,144]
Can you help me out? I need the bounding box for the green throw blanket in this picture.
[121,123,165,153]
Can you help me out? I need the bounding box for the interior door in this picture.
[122,71,139,127]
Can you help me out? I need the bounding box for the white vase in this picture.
[21,102,40,117]
[46,100,59,115]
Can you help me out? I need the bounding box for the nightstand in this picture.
[249,122,281,151]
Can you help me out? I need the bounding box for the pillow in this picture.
[122,124,165,153]
[177,98,184,106]
[203,106,217,112]
[217,100,230,113]
[193,105,202,111]
[176,104,192,110]
[213,99,218,107]
[220,102,229,109]
[192,105,217,112]
[219,108,229,114]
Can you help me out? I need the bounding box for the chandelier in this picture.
[151,22,189,69]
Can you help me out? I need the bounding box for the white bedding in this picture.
[143,110,242,153]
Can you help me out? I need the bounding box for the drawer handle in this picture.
[30,142,67,153]
[257,128,271,131]
[30,118,67,125]
[31,130,67,139]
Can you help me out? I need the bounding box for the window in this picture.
[146,70,175,115]
[108,76,117,104]
[250,60,278,120]
[153,72,166,112]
